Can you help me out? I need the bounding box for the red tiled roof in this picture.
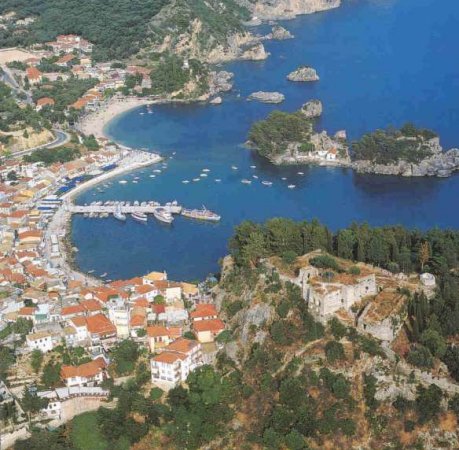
[193,319,225,333]
[190,304,218,320]
[86,314,116,336]
[61,357,106,379]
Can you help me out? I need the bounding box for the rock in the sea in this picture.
[210,96,222,105]
[209,70,234,94]
[270,25,294,40]
[241,43,269,61]
[248,91,285,103]
[334,130,347,140]
[287,65,319,82]
[301,99,322,118]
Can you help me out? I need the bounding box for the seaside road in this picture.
[11,129,70,159]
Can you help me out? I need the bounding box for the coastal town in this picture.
[1,0,459,448]
[0,35,230,446]
[0,129,228,448]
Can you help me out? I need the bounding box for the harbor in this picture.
[66,200,221,224]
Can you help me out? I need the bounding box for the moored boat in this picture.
[132,212,148,222]
[181,206,221,222]
[241,179,252,184]
[154,207,174,224]
[262,181,273,186]
[114,205,127,221]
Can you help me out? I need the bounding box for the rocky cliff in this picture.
[250,0,341,20]
[352,137,459,177]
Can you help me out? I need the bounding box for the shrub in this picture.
[325,340,345,363]
[310,255,342,272]
[407,345,434,369]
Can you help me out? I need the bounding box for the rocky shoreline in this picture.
[352,147,459,177]
[258,133,459,178]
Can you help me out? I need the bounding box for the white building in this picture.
[26,330,56,352]
[150,338,203,388]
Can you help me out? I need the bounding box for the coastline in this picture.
[79,96,154,139]
[47,150,162,285]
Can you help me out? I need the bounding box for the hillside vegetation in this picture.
[352,123,439,164]
[248,111,313,159]
[0,0,250,62]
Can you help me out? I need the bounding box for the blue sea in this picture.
[72,0,459,281]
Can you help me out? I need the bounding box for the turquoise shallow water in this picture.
[72,0,459,281]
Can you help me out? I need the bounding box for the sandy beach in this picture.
[79,96,154,139]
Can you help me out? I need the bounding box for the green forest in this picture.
[248,111,313,159]
[0,0,169,60]
[0,82,48,133]
[352,123,438,164]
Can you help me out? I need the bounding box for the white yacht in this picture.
[154,207,174,224]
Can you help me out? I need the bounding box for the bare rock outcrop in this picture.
[301,99,322,117]
[248,91,285,103]
[268,25,294,40]
[241,42,269,61]
[251,0,341,20]
[287,65,319,81]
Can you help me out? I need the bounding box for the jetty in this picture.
[66,200,182,216]
[65,201,221,222]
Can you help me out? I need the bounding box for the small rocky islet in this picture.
[287,65,320,82]
[248,91,285,103]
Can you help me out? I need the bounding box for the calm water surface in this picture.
[72,0,459,281]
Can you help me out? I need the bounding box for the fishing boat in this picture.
[262,181,273,186]
[241,179,252,184]
[132,212,148,222]
[119,180,128,184]
[181,206,221,222]
[288,184,296,189]
[154,207,174,224]
[182,180,190,184]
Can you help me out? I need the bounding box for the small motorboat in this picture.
[241,179,252,184]
[182,180,190,184]
[119,180,128,184]
[231,165,238,170]
[262,181,273,186]
[215,179,221,182]
[297,172,304,175]
[288,184,296,189]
